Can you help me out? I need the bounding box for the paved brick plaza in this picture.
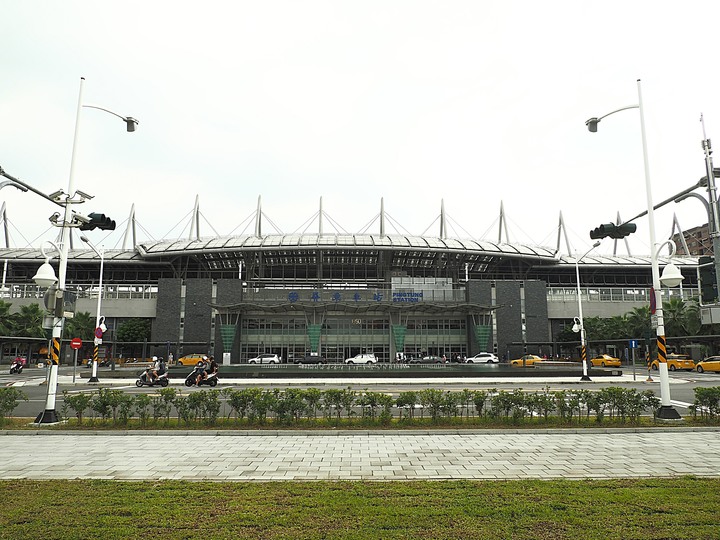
[1,428,719,481]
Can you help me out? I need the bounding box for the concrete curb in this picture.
[4,426,720,436]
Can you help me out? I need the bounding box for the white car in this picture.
[248,353,282,364]
[466,352,499,364]
[344,353,377,364]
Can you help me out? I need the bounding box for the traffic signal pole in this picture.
[586,80,680,420]
[700,115,720,301]
[637,80,681,420]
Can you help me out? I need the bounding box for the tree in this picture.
[626,306,651,340]
[63,311,94,340]
[663,297,690,337]
[12,304,46,338]
[116,318,151,356]
[0,300,14,336]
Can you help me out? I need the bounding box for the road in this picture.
[4,365,720,419]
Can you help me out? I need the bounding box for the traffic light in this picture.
[589,222,637,240]
[699,255,717,304]
[79,213,116,231]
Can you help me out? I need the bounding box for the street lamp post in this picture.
[573,240,601,381]
[32,77,136,424]
[81,235,104,383]
[586,79,682,420]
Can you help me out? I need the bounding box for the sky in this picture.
[2,1,720,257]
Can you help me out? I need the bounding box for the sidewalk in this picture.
[1,428,718,481]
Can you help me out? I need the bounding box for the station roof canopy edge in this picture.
[209,301,498,315]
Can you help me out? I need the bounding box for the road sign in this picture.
[70,338,82,350]
[629,339,638,349]
[94,327,104,339]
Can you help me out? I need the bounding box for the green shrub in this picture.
[62,390,92,425]
[0,387,27,425]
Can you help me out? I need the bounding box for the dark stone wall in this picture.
[152,278,182,344]
[525,280,550,346]
[495,281,523,360]
[184,279,213,346]
[466,279,550,361]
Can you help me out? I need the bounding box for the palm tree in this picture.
[0,300,14,336]
[12,304,46,338]
[63,311,95,340]
[662,297,690,337]
[626,306,651,340]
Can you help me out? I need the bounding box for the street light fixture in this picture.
[33,77,136,424]
[573,240,601,381]
[80,235,104,383]
[585,79,682,420]
[32,243,60,288]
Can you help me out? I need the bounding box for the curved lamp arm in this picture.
[83,105,139,132]
[0,180,28,192]
[40,241,61,263]
[654,239,677,259]
[585,105,639,132]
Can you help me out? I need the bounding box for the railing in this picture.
[0,283,158,300]
[547,286,697,303]
[6,282,699,306]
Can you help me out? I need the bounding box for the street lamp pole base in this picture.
[34,409,60,424]
[88,376,100,383]
[656,405,682,420]
[580,375,592,381]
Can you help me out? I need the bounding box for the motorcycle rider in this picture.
[147,356,166,383]
[206,355,218,377]
[195,356,208,386]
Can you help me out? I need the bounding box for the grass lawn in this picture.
[1,477,718,539]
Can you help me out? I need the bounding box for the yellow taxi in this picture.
[649,354,696,372]
[695,356,720,373]
[510,354,544,367]
[177,353,207,366]
[589,354,621,368]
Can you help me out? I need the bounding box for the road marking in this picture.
[670,400,693,409]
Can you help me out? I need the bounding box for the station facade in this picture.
[0,231,699,364]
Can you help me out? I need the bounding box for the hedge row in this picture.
[3,386,720,428]
[55,386,665,427]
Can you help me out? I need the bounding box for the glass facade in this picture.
[238,316,468,363]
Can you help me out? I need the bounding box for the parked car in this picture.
[510,354,543,367]
[248,353,282,364]
[407,355,445,364]
[344,353,377,364]
[590,354,621,368]
[650,354,696,372]
[294,353,326,364]
[177,354,207,366]
[695,356,720,373]
[466,352,499,364]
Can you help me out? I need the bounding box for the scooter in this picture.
[184,368,218,387]
[9,359,23,374]
[135,368,170,387]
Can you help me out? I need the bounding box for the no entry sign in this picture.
[70,338,83,350]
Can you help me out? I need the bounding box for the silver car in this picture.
[344,353,377,364]
[248,353,282,364]
[466,352,499,364]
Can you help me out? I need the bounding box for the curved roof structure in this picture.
[137,234,561,261]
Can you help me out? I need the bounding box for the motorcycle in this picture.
[184,366,218,387]
[9,359,23,374]
[135,368,170,387]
